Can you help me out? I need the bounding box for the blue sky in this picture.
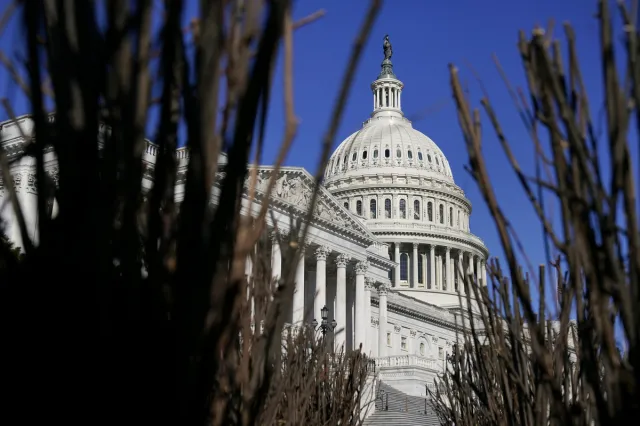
[1,0,636,314]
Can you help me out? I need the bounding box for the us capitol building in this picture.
[0,40,488,401]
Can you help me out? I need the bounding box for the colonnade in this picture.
[246,231,379,354]
[391,242,486,291]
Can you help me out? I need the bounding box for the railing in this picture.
[374,354,441,371]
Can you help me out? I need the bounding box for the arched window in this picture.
[436,156,440,165]
[418,255,424,284]
[427,154,432,162]
[373,149,379,158]
[418,152,423,161]
[362,150,368,159]
[408,150,413,159]
[439,204,444,224]
[427,202,433,221]
[385,198,391,218]
[400,253,409,281]
[356,200,362,216]
[396,148,402,158]
[342,156,347,170]
[399,199,406,219]
[352,152,357,161]
[414,200,420,219]
[457,211,460,227]
[370,199,377,219]
[344,201,349,209]
[384,149,390,158]
[449,207,453,226]
[420,342,426,356]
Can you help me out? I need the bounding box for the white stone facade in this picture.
[0,51,488,399]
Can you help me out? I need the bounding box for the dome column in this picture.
[412,243,419,288]
[457,251,465,294]
[393,243,400,287]
[482,259,488,287]
[429,244,435,289]
[476,257,482,285]
[445,247,451,291]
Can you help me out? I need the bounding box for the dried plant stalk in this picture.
[430,1,640,425]
[0,1,381,425]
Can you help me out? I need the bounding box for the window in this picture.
[352,152,357,161]
[427,154,432,162]
[384,149,390,158]
[387,332,392,347]
[420,342,426,356]
[362,150,368,159]
[342,156,347,170]
[344,202,349,209]
[396,149,402,158]
[439,204,444,224]
[413,200,420,220]
[399,199,406,219]
[418,152,423,161]
[439,347,444,359]
[407,150,413,159]
[401,336,408,351]
[427,202,433,221]
[370,199,377,219]
[356,200,362,216]
[418,255,423,284]
[457,211,460,227]
[449,207,453,226]
[436,156,440,165]
[385,199,391,218]
[373,149,379,158]
[400,253,409,281]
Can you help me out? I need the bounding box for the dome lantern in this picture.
[371,35,404,119]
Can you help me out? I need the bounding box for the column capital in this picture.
[314,245,331,261]
[377,284,389,296]
[335,253,351,268]
[270,230,289,244]
[412,242,419,249]
[364,277,375,290]
[355,260,369,275]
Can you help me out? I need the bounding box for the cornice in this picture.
[371,228,488,257]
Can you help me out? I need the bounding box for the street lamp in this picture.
[311,305,337,336]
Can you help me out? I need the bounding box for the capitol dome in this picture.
[324,115,454,183]
[323,37,488,309]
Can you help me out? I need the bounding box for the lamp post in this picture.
[311,305,337,337]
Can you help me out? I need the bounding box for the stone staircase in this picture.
[364,381,440,426]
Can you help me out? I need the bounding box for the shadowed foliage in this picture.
[0,0,381,425]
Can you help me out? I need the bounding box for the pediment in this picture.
[248,166,375,242]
